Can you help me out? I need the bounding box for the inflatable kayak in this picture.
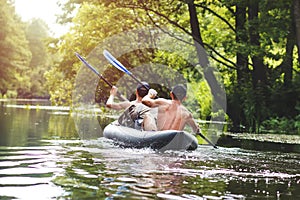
[103,121,198,151]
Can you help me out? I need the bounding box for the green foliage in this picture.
[44,66,73,106]
[44,0,300,134]
[26,18,52,98]
[0,1,53,99]
[0,0,31,96]
[261,116,300,135]
[185,81,211,119]
[5,90,18,98]
[45,1,148,105]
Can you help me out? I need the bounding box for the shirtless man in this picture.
[142,84,200,134]
[106,82,157,131]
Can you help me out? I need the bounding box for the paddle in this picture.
[75,52,128,101]
[197,131,218,149]
[103,50,150,90]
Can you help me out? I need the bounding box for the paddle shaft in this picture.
[129,73,149,89]
[75,53,127,101]
[197,131,218,149]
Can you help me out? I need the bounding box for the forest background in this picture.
[0,0,299,134]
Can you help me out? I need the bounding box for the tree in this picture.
[26,18,52,98]
[45,2,144,105]
[49,0,300,133]
[0,0,31,97]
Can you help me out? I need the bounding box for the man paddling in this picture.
[106,82,157,131]
[142,84,200,134]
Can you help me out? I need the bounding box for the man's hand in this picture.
[110,86,118,96]
[148,89,157,99]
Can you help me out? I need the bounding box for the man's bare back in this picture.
[156,100,190,130]
[142,85,199,133]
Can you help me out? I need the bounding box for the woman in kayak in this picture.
[106,82,157,131]
[142,84,200,134]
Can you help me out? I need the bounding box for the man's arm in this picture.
[142,89,168,108]
[186,112,201,134]
[106,86,130,110]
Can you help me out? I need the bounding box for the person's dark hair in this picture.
[136,82,150,97]
[171,84,186,101]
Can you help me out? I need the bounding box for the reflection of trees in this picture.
[148,159,228,198]
[52,150,109,199]
[93,151,228,198]
[48,114,78,139]
[0,106,50,146]
[0,104,80,146]
[147,169,227,198]
[0,108,30,146]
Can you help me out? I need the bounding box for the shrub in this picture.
[261,117,299,134]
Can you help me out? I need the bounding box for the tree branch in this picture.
[195,3,236,33]
[116,2,237,71]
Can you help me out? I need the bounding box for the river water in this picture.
[0,100,299,199]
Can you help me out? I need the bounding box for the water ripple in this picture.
[0,140,299,199]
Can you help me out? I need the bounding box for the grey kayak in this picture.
[103,121,198,151]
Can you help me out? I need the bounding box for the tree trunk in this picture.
[283,22,295,87]
[187,0,226,121]
[280,1,297,117]
[248,1,267,87]
[230,2,248,132]
[248,0,268,132]
[236,3,248,84]
[293,0,300,63]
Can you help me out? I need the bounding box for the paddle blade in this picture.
[103,50,131,75]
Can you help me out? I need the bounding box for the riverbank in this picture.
[223,132,300,144]
[218,132,300,153]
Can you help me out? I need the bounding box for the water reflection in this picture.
[0,100,300,199]
[0,145,65,199]
[0,100,78,146]
[48,142,300,199]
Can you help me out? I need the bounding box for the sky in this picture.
[14,0,69,37]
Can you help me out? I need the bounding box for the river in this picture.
[0,100,299,199]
